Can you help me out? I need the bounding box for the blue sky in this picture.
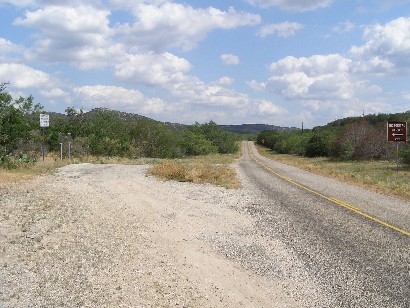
[1,0,410,128]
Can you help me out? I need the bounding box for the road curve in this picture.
[236,141,410,307]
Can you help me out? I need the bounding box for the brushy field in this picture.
[0,152,242,189]
[146,153,241,189]
[3,145,409,198]
[256,144,410,201]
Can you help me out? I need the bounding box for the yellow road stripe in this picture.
[248,144,410,237]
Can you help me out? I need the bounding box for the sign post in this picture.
[39,114,49,161]
[67,133,72,160]
[387,122,407,171]
[58,132,63,160]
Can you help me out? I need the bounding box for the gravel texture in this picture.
[0,163,321,307]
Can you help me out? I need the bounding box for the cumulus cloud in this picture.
[74,85,145,109]
[244,0,332,11]
[350,17,410,74]
[0,37,20,53]
[117,2,260,51]
[220,54,240,65]
[214,77,235,85]
[73,85,171,116]
[170,76,249,108]
[257,21,303,38]
[115,52,191,86]
[0,63,49,88]
[266,54,353,100]
[255,100,287,115]
[39,87,68,98]
[13,5,122,69]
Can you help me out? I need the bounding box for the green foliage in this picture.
[257,112,410,165]
[185,121,238,154]
[180,129,218,156]
[0,152,37,169]
[0,83,44,161]
[400,146,410,165]
[305,134,328,157]
[3,80,407,165]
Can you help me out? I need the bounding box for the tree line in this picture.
[0,83,239,168]
[257,112,410,165]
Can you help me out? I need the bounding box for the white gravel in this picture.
[0,162,326,307]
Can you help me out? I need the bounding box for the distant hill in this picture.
[219,124,299,135]
[47,108,297,134]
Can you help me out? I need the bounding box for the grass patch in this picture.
[147,153,241,189]
[0,153,149,184]
[256,144,410,201]
[1,151,242,189]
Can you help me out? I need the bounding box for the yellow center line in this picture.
[248,145,410,237]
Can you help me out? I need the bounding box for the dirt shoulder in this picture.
[0,163,320,307]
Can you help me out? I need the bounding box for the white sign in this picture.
[40,114,49,127]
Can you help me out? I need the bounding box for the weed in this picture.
[147,155,241,189]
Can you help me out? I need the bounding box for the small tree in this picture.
[305,134,328,157]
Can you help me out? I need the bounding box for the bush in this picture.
[400,144,410,165]
[0,152,37,169]
[305,134,328,157]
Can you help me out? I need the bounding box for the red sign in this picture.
[387,122,407,142]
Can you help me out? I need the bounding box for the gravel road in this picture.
[0,142,409,307]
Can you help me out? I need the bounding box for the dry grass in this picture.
[0,152,242,189]
[256,144,410,201]
[147,159,241,189]
[0,153,149,184]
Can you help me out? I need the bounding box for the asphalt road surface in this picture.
[237,141,409,307]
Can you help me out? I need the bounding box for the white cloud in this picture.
[14,5,111,33]
[117,3,260,51]
[74,85,145,109]
[13,5,120,69]
[266,54,354,100]
[39,87,68,98]
[169,75,250,109]
[244,0,332,11]
[257,21,303,38]
[214,77,235,85]
[220,54,240,65]
[141,97,166,114]
[0,37,21,54]
[255,100,287,115]
[247,80,266,91]
[115,52,191,86]
[350,17,410,74]
[0,63,49,88]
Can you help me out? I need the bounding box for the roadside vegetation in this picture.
[0,82,243,187]
[1,81,409,195]
[256,141,410,201]
[147,152,241,189]
[0,82,239,164]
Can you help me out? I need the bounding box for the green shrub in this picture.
[305,134,328,157]
[401,144,410,165]
[0,152,37,169]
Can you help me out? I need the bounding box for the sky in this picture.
[1,0,410,128]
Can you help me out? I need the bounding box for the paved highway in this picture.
[235,141,409,307]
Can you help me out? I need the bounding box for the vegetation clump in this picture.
[0,82,240,169]
[257,113,410,164]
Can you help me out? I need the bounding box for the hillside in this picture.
[219,124,299,135]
